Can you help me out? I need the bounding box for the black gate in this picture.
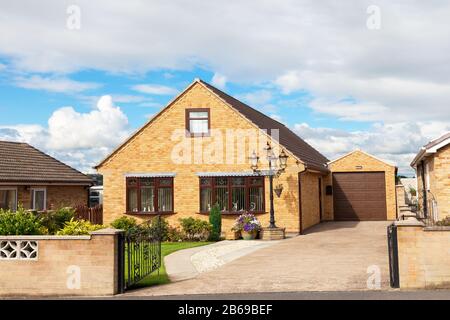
[118,217,162,293]
[387,223,400,288]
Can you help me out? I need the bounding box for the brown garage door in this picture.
[333,172,387,221]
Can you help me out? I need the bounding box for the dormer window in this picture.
[186,108,210,136]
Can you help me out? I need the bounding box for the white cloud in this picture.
[238,90,272,106]
[15,75,100,93]
[211,73,227,89]
[0,96,130,172]
[131,84,178,95]
[293,122,450,175]
[274,71,302,94]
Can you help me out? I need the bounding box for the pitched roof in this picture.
[0,141,93,184]
[328,149,396,167]
[411,131,450,167]
[199,80,329,172]
[96,78,329,172]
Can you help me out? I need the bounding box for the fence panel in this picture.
[74,204,103,225]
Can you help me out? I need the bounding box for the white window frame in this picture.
[31,188,47,211]
[425,162,430,191]
[0,187,18,211]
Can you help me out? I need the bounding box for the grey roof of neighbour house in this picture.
[96,79,330,172]
[0,140,93,184]
[411,132,450,167]
[199,80,330,172]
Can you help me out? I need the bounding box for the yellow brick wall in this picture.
[98,83,312,235]
[397,225,450,289]
[325,150,397,220]
[0,231,119,296]
[300,172,323,231]
[415,144,450,220]
[15,185,88,210]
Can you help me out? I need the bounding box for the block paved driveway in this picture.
[126,221,391,297]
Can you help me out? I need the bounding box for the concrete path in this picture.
[126,222,391,297]
[165,240,281,281]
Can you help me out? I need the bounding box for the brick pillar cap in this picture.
[90,228,125,235]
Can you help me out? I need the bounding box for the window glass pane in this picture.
[140,187,154,212]
[200,188,212,212]
[189,111,208,118]
[158,178,172,186]
[0,190,16,211]
[127,188,138,212]
[158,188,173,212]
[231,187,245,212]
[127,178,138,187]
[140,178,154,186]
[200,178,212,186]
[34,190,45,211]
[215,177,228,186]
[215,187,229,211]
[189,119,208,133]
[250,177,263,185]
[249,187,264,212]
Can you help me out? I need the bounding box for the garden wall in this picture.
[0,228,122,297]
[396,221,450,289]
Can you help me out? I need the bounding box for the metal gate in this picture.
[118,217,162,293]
[387,223,400,288]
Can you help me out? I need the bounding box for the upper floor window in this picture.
[186,108,210,136]
[126,177,173,214]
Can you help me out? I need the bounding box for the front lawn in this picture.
[132,241,212,288]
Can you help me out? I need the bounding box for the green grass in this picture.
[131,241,212,288]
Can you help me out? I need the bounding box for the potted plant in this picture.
[232,213,261,240]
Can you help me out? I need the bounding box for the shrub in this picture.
[179,217,212,241]
[208,204,222,241]
[143,217,169,240]
[110,216,138,232]
[38,207,75,234]
[436,216,450,226]
[0,207,47,235]
[167,226,183,242]
[57,218,105,235]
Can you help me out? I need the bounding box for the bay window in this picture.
[199,176,265,213]
[126,177,173,213]
[0,188,17,211]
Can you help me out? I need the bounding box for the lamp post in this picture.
[249,143,288,229]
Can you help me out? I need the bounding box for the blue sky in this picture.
[1,1,449,175]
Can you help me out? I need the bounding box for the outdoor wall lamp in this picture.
[274,184,284,198]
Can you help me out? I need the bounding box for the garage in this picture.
[326,150,398,221]
[333,172,387,220]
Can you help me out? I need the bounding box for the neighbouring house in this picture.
[0,141,93,211]
[411,132,450,221]
[96,79,397,237]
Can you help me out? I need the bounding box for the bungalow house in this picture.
[0,141,93,211]
[96,79,397,238]
[411,132,450,221]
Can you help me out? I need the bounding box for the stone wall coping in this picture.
[0,235,91,240]
[424,226,450,232]
[0,229,124,240]
[90,228,124,235]
[395,217,425,227]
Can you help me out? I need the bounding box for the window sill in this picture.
[125,212,176,216]
[196,211,267,215]
[186,132,211,138]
